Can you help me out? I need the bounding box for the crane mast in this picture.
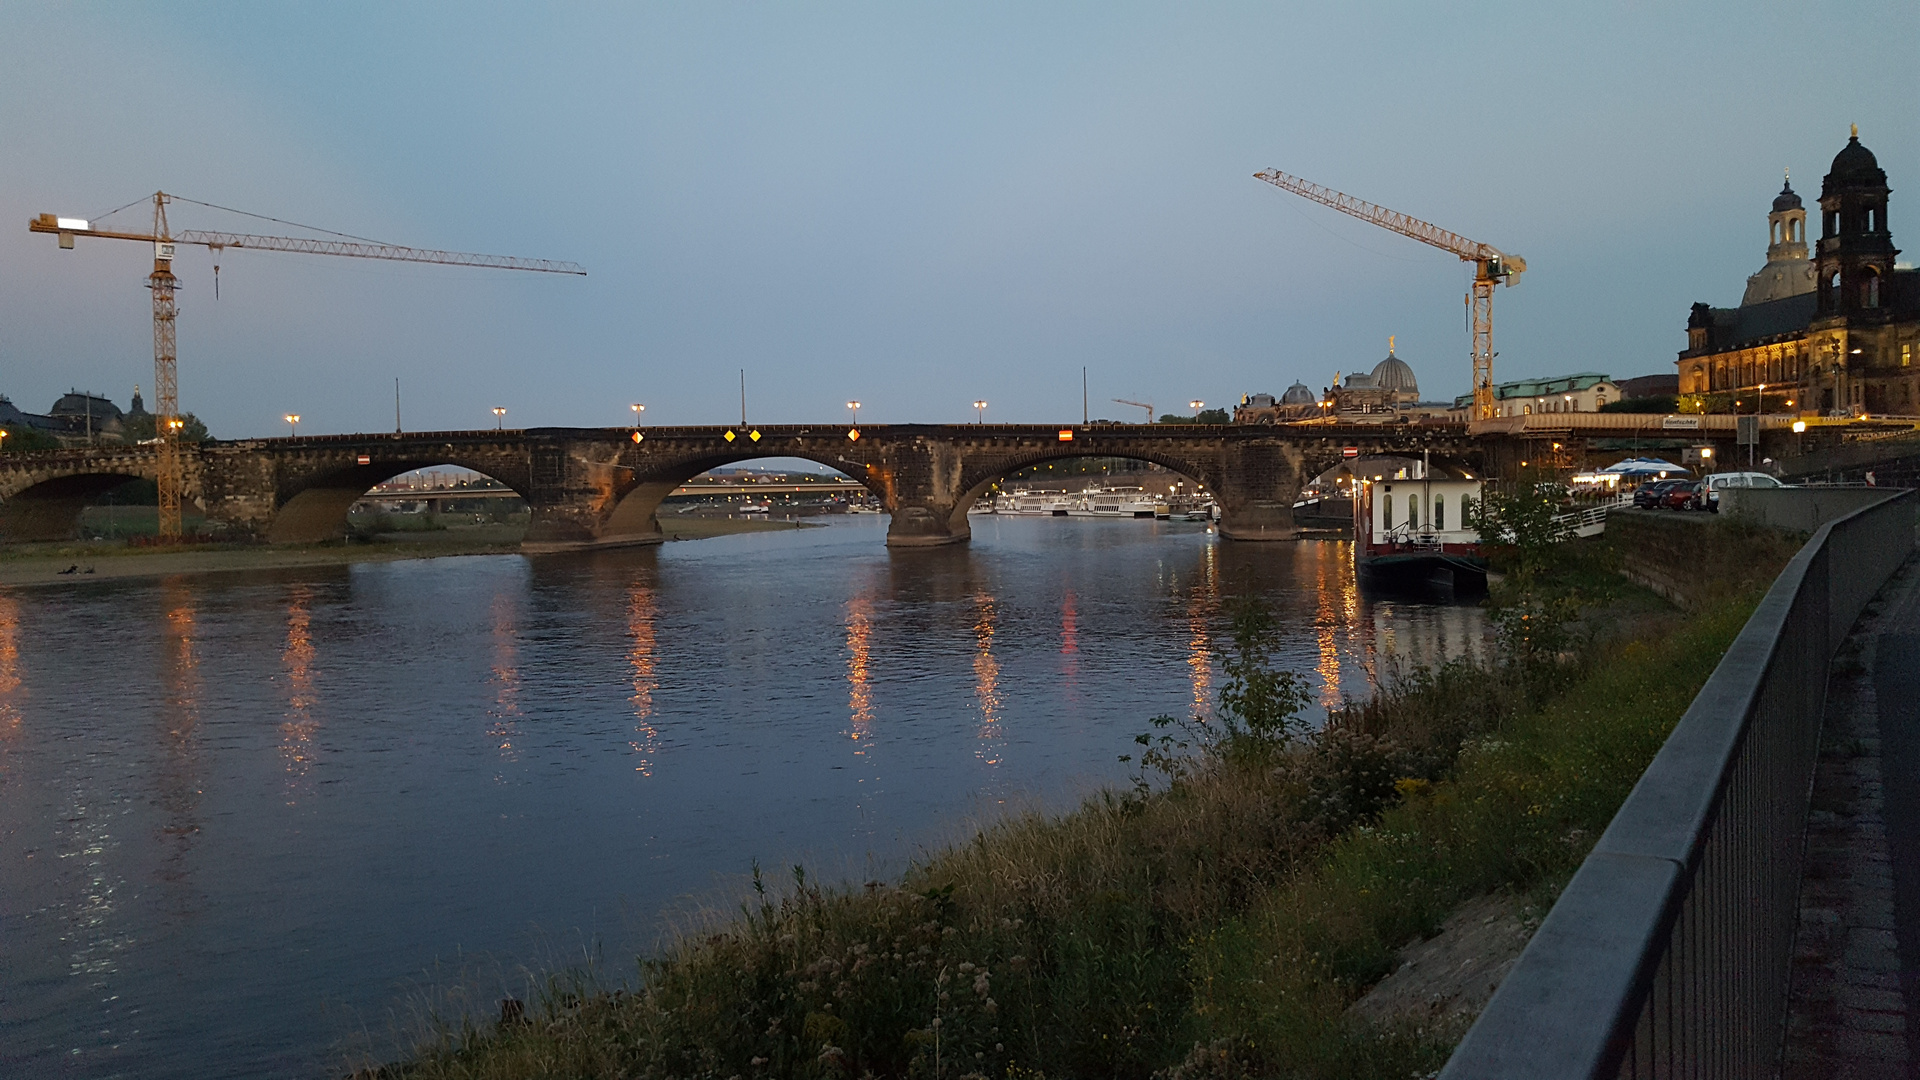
[30,192,584,539]
[1253,169,1524,422]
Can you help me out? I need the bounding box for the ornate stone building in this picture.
[1330,342,1421,415]
[1679,130,1920,416]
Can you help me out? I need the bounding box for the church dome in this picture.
[1772,179,1802,213]
[1826,132,1885,186]
[1370,351,1418,394]
[1280,381,1316,406]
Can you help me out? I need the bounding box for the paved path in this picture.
[1875,562,1920,1069]
[1784,555,1920,1077]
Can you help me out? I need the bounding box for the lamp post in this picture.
[847,400,860,426]
[973,400,988,424]
[493,407,507,430]
[1753,383,1765,467]
[631,403,645,423]
[284,413,300,437]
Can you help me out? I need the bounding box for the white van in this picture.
[1702,471,1785,511]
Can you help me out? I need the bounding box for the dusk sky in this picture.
[3,2,1914,438]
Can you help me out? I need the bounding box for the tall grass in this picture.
[376,528,1791,1080]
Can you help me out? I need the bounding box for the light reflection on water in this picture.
[0,516,1485,1079]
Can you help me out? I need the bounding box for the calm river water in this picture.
[0,516,1487,1078]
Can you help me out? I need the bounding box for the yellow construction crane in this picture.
[1253,169,1524,421]
[29,192,585,539]
[1112,398,1155,422]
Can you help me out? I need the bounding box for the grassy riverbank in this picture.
[370,520,1797,1080]
[0,517,812,588]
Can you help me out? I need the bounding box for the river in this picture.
[0,516,1487,1078]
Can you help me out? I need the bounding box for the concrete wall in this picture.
[1718,486,1900,533]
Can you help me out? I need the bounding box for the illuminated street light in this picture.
[493,407,507,429]
[630,403,645,423]
[284,413,301,436]
[847,400,861,425]
[973,400,988,424]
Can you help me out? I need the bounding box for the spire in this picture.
[1388,334,1396,355]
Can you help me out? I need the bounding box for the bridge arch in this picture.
[267,459,532,544]
[0,469,157,541]
[606,449,889,544]
[944,447,1221,537]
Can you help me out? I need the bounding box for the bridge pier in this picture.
[885,502,972,547]
[1210,441,1308,541]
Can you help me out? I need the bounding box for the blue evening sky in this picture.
[2,2,1913,437]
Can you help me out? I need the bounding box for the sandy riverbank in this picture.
[0,517,816,588]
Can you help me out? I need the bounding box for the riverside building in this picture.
[1678,129,1920,416]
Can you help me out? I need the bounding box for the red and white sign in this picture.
[356,454,372,465]
[1342,446,1359,459]
[1057,429,1074,442]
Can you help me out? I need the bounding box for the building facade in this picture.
[0,387,147,445]
[1465,372,1620,417]
[1678,130,1920,416]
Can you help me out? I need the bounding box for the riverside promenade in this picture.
[1784,554,1920,1075]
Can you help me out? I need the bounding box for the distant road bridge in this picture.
[0,423,1491,548]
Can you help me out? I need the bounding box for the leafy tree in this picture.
[0,427,61,453]
[1124,598,1311,785]
[120,411,211,443]
[1469,471,1581,668]
[1157,409,1231,424]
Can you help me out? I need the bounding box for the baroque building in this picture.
[1330,340,1421,415]
[1679,130,1920,416]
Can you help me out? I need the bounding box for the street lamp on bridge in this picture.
[847,400,860,426]
[973,400,988,424]
[492,407,507,430]
[284,413,300,437]
[631,403,645,423]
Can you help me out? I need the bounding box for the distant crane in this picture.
[1112,398,1155,422]
[1253,169,1525,421]
[30,192,585,539]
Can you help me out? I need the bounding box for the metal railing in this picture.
[1439,490,1918,1079]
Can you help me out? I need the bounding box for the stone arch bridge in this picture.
[0,423,1492,548]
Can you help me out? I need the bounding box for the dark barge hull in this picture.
[1357,551,1489,593]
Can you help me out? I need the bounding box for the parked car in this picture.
[1700,471,1785,512]
[1664,480,1707,511]
[1633,478,1690,509]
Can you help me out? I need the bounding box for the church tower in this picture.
[1740,172,1814,305]
[1768,174,1807,262]
[1815,126,1899,320]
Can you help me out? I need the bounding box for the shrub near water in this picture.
[384,513,1789,1080]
